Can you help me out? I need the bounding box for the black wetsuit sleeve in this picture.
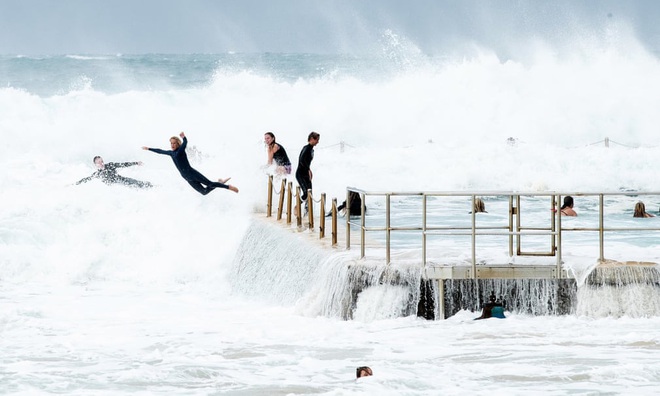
[148,148,173,156]
[180,137,188,150]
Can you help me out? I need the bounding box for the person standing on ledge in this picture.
[142,132,238,195]
[295,131,320,211]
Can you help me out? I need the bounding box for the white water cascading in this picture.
[231,219,424,320]
[576,261,660,318]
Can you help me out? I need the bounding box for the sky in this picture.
[1,0,660,55]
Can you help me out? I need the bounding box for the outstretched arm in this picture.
[143,146,171,155]
[179,132,188,150]
[76,174,95,185]
[114,161,142,168]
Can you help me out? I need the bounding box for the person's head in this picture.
[356,366,372,378]
[308,131,320,146]
[561,196,574,209]
[488,291,497,303]
[474,198,486,213]
[93,156,104,169]
[170,136,182,150]
[634,201,647,218]
[264,132,276,146]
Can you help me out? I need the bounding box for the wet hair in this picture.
[92,156,102,164]
[634,201,647,218]
[356,366,372,378]
[265,131,276,146]
[474,198,487,213]
[170,136,182,145]
[308,131,320,141]
[561,196,574,210]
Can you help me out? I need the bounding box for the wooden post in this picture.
[296,186,302,227]
[332,198,338,246]
[267,175,273,217]
[308,189,314,230]
[277,178,286,220]
[286,182,293,224]
[320,193,326,238]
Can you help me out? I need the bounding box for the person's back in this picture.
[560,196,577,216]
[633,201,655,218]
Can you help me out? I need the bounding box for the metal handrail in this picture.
[265,177,660,278]
[345,188,660,278]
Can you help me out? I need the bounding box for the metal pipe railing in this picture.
[265,181,660,276]
[344,188,660,277]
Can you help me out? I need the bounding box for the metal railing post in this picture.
[516,195,521,255]
[553,195,563,279]
[550,194,556,255]
[599,194,604,262]
[320,193,326,238]
[556,195,562,276]
[360,192,366,259]
[277,178,286,220]
[267,175,273,217]
[346,190,351,250]
[422,193,427,267]
[471,195,477,279]
[508,195,513,256]
[385,194,390,264]
[286,182,293,224]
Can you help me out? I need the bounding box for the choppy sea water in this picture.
[2,49,660,394]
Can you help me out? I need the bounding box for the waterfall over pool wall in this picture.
[231,218,660,320]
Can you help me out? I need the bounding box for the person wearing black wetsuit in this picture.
[142,132,238,195]
[264,132,291,174]
[295,131,320,204]
[76,156,152,188]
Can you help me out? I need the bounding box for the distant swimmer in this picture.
[76,156,152,188]
[633,201,655,218]
[356,366,373,378]
[475,291,506,320]
[469,197,487,214]
[560,196,577,217]
[142,132,238,195]
[264,132,292,174]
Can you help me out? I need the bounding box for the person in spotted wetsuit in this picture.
[76,156,152,188]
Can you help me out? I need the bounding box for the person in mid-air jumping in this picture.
[142,132,238,195]
[76,156,152,188]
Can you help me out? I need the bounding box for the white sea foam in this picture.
[2,46,660,393]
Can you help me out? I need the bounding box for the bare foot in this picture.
[228,185,239,193]
[219,177,232,184]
